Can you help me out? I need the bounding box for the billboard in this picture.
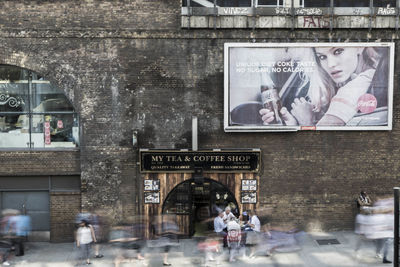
[224,43,394,131]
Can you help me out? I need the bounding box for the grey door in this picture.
[1,191,50,231]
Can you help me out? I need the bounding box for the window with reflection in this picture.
[305,0,396,7]
[257,0,284,6]
[334,0,369,7]
[0,65,79,148]
[219,0,252,6]
[374,0,396,7]
[304,0,330,6]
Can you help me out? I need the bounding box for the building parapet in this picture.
[182,7,400,29]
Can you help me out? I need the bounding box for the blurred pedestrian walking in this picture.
[76,219,97,265]
[226,219,241,262]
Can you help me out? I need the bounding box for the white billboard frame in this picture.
[224,42,394,132]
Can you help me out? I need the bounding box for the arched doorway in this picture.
[162,178,239,237]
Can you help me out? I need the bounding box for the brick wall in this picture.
[0,1,398,232]
[50,192,81,242]
[0,151,80,176]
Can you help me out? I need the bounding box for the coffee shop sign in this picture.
[140,150,261,173]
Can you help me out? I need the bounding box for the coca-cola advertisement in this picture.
[224,43,394,131]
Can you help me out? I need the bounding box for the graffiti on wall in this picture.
[302,16,329,28]
[377,7,396,15]
[220,7,249,15]
[353,8,362,15]
[275,8,324,16]
[296,8,323,16]
[275,7,291,15]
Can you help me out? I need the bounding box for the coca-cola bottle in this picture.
[260,72,284,125]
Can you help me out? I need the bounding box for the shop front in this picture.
[0,65,81,242]
[140,149,261,237]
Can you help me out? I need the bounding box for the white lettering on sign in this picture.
[151,155,164,161]
[357,100,377,108]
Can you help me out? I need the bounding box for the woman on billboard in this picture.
[259,46,388,127]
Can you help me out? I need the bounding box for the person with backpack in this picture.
[226,219,241,262]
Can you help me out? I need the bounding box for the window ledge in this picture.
[0,147,80,152]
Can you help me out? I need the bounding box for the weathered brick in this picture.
[0,1,397,237]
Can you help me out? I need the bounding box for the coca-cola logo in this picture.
[357,94,377,114]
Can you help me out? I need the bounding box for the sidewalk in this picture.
[6,231,395,267]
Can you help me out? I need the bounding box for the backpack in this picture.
[227,229,241,244]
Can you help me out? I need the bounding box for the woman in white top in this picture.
[76,219,97,265]
[248,210,261,232]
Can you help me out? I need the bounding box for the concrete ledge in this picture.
[182,15,398,29]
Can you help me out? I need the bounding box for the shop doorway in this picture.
[162,178,239,237]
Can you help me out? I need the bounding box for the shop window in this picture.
[216,0,252,6]
[0,65,79,149]
[303,0,330,6]
[182,0,304,7]
[305,0,396,7]
[341,0,396,7]
[182,0,209,7]
[334,0,369,7]
[373,0,396,7]
[256,0,284,6]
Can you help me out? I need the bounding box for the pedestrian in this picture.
[0,240,11,266]
[109,217,148,267]
[213,208,227,247]
[8,213,31,257]
[160,214,180,266]
[223,206,236,223]
[76,219,97,265]
[364,197,394,264]
[226,219,241,262]
[354,212,368,255]
[357,191,372,213]
[90,212,104,259]
[197,235,221,266]
[148,215,180,266]
[246,210,261,258]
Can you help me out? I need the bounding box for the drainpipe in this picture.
[192,116,198,151]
